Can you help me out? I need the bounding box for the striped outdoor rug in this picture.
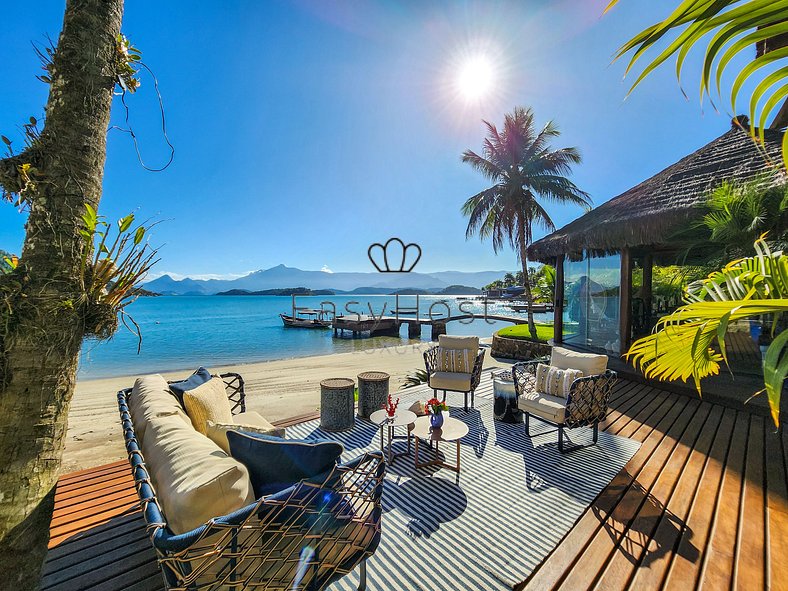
[287,371,640,590]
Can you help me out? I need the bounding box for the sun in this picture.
[455,55,495,101]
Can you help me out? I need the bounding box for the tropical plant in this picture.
[401,368,430,389]
[461,106,591,339]
[626,237,787,426]
[532,264,556,303]
[606,0,788,167]
[700,180,788,253]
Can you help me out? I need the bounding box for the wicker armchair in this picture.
[512,360,617,453]
[118,373,385,591]
[423,338,486,411]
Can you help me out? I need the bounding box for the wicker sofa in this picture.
[118,372,385,590]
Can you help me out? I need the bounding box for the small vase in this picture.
[430,412,444,429]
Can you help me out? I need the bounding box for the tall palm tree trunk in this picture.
[0,1,124,587]
[518,230,538,340]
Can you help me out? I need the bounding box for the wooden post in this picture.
[619,247,633,354]
[642,253,653,331]
[554,254,564,344]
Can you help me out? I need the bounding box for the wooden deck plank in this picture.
[644,406,736,590]
[733,415,766,591]
[599,403,724,591]
[696,411,750,590]
[556,399,704,591]
[765,423,788,591]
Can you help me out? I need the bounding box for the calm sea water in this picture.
[78,295,551,379]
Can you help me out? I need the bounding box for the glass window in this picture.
[562,252,621,354]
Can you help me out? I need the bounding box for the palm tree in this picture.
[461,106,591,339]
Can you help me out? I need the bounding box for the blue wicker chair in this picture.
[118,373,385,590]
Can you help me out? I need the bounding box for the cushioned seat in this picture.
[129,374,193,444]
[517,390,567,424]
[429,371,472,392]
[550,346,608,375]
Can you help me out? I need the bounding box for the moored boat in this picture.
[280,309,331,329]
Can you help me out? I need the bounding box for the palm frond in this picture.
[609,0,788,168]
[627,237,788,426]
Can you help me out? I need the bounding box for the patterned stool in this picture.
[357,371,390,419]
[320,378,355,431]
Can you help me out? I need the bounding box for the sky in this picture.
[0,1,752,278]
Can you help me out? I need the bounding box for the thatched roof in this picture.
[528,125,786,263]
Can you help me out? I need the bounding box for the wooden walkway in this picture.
[42,381,786,590]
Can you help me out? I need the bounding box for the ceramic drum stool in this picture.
[320,378,356,431]
[357,371,390,419]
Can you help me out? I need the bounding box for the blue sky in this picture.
[0,1,747,277]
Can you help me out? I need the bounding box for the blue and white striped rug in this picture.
[287,371,640,590]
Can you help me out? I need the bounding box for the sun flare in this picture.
[455,55,495,101]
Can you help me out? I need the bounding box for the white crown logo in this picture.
[367,238,422,273]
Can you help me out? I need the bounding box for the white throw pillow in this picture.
[535,363,583,397]
[206,411,286,454]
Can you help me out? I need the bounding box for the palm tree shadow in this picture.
[591,475,700,567]
[449,406,488,458]
[381,477,468,538]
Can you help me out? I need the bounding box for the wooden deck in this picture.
[42,380,787,590]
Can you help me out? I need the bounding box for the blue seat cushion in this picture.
[168,367,212,403]
[226,431,344,498]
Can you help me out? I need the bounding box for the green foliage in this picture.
[79,205,160,340]
[115,34,142,92]
[607,0,788,168]
[401,368,429,389]
[700,180,788,252]
[627,237,787,426]
[496,323,554,343]
[531,265,556,302]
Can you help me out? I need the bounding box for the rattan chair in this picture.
[511,360,617,453]
[118,373,385,591]
[423,346,486,411]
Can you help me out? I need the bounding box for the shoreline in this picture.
[64,338,505,474]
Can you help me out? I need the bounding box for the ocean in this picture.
[78,295,551,379]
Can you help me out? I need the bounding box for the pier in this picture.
[331,313,528,339]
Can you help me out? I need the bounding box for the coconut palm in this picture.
[461,106,591,339]
[627,237,787,426]
[607,0,788,167]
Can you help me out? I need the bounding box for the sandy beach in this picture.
[63,339,508,474]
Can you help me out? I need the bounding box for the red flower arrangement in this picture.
[425,397,448,414]
[383,392,400,418]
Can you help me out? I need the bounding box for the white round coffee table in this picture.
[369,409,417,464]
[411,415,469,476]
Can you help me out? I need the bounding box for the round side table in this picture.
[357,371,390,419]
[320,378,355,431]
[493,370,523,424]
[369,409,416,463]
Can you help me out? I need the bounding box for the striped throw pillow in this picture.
[535,363,583,398]
[436,347,471,373]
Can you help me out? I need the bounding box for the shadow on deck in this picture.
[42,380,787,591]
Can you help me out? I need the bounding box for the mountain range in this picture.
[142,264,504,295]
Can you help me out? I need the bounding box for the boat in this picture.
[280,308,331,329]
[507,302,554,313]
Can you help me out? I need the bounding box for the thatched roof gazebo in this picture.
[528,122,786,355]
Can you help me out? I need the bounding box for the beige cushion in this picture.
[438,334,479,351]
[206,411,286,454]
[429,371,472,392]
[535,363,583,397]
[141,413,255,534]
[518,390,567,424]
[550,346,607,376]
[183,376,234,435]
[128,374,192,444]
[435,346,472,373]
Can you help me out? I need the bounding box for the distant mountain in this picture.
[216,287,335,296]
[143,265,505,295]
[437,285,482,295]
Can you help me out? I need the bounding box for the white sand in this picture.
[63,339,508,474]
